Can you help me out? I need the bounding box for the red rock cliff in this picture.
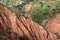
[0,4,58,40]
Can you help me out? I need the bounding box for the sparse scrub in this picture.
[0,0,60,31]
[19,35,28,40]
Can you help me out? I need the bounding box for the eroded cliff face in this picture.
[0,4,58,40]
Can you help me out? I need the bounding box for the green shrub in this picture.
[19,35,28,40]
[31,5,50,24]
[30,0,60,25]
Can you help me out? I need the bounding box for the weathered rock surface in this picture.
[0,3,58,40]
[47,14,60,35]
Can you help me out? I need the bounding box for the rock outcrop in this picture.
[47,14,60,35]
[0,3,58,40]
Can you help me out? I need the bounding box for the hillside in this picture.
[0,0,60,40]
[0,3,58,40]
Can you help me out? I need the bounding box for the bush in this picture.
[30,0,60,25]
[19,35,28,40]
[31,5,50,24]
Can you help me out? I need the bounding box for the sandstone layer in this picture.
[0,3,58,40]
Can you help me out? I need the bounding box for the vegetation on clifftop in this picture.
[0,0,60,30]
